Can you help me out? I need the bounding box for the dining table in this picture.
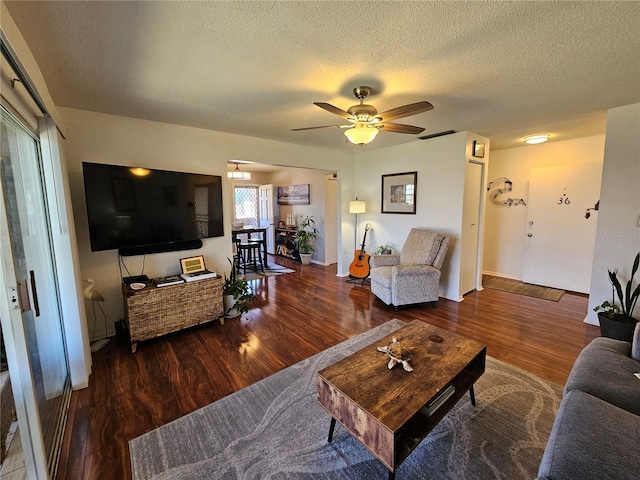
[231,226,268,267]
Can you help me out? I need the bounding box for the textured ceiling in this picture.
[4,1,639,153]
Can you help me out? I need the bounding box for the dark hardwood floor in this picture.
[56,256,599,480]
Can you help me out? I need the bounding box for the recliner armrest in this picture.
[371,254,400,268]
[393,264,441,277]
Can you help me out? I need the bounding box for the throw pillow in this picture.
[632,322,640,361]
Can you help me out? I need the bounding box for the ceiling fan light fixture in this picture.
[524,134,550,145]
[228,163,251,180]
[344,124,379,145]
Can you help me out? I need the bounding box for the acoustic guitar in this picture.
[349,223,371,279]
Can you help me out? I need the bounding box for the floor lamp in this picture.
[349,198,366,247]
[348,198,369,285]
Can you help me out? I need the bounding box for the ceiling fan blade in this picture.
[379,123,425,134]
[291,125,343,131]
[375,101,434,122]
[314,102,354,120]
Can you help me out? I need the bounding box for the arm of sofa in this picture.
[370,254,400,268]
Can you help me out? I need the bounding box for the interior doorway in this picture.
[461,161,484,295]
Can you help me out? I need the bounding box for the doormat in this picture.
[482,275,564,302]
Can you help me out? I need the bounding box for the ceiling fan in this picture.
[292,86,433,145]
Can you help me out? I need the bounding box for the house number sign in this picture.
[557,191,570,205]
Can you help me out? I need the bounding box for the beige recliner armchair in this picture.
[370,228,450,309]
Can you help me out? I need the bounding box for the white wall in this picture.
[587,103,640,325]
[353,131,488,302]
[60,107,353,338]
[484,135,606,279]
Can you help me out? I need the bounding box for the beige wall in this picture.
[484,135,606,279]
[60,107,352,338]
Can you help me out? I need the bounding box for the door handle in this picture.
[30,270,41,317]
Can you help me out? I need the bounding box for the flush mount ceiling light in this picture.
[524,134,550,145]
[344,124,379,145]
[227,163,251,180]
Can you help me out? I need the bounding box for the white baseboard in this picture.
[481,270,522,281]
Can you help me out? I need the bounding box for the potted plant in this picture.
[374,242,394,255]
[593,251,640,341]
[222,259,256,318]
[294,215,319,265]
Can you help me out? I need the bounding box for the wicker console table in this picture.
[122,276,223,353]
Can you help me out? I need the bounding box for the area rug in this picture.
[130,319,562,480]
[483,275,565,302]
[240,262,295,281]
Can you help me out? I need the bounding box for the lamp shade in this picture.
[227,163,251,180]
[344,124,378,145]
[349,200,366,214]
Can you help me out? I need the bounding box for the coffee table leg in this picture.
[469,385,476,406]
[327,417,336,443]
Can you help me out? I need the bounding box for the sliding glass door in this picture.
[0,106,71,478]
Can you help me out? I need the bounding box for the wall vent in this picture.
[418,130,456,140]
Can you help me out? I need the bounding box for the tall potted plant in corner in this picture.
[294,215,319,265]
[223,259,256,318]
[593,251,640,341]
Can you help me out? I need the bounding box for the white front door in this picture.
[259,184,275,254]
[522,163,602,292]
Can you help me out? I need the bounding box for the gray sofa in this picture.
[536,324,640,480]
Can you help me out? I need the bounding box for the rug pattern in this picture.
[130,319,561,480]
[240,262,295,281]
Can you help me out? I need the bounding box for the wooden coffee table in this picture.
[317,320,486,479]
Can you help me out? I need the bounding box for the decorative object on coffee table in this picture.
[377,336,414,372]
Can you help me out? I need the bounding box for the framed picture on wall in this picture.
[277,184,310,205]
[381,171,417,214]
[473,140,485,158]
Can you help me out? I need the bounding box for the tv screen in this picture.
[82,162,224,253]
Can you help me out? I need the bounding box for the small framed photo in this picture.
[180,255,206,274]
[277,220,286,228]
[381,172,417,214]
[473,140,485,158]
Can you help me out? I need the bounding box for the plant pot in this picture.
[299,253,313,265]
[223,294,241,319]
[597,313,638,342]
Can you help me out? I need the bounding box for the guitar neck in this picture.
[359,227,369,252]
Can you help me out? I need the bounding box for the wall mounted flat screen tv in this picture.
[82,162,224,253]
